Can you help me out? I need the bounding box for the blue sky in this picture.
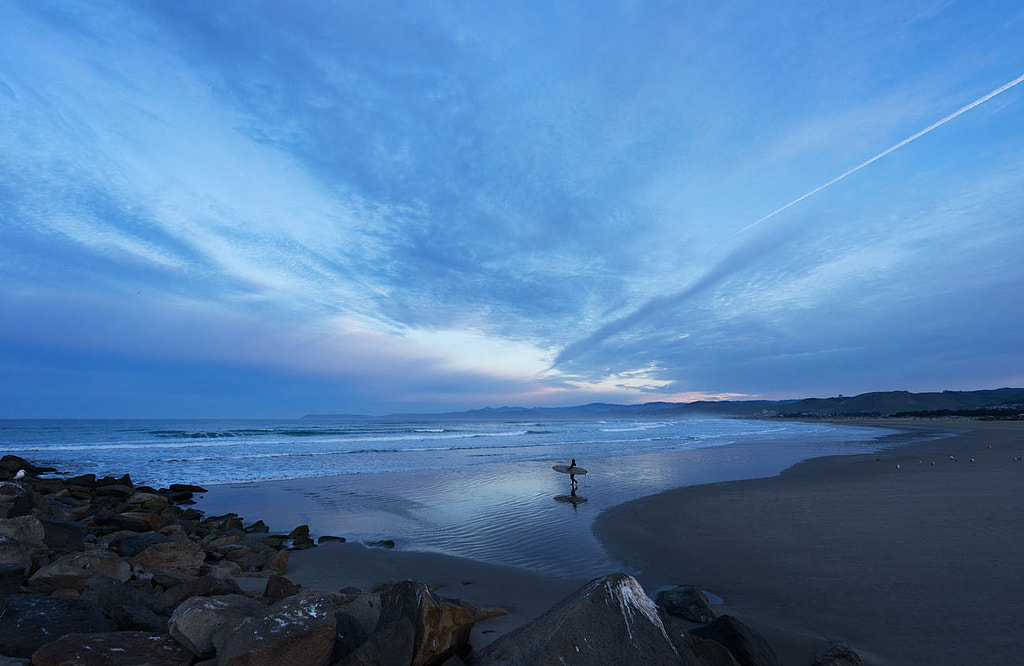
[2,0,1023,417]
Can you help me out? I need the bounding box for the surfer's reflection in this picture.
[553,487,588,512]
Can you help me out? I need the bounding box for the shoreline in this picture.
[593,418,1024,664]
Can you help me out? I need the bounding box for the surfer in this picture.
[569,458,578,490]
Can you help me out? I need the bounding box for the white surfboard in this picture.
[552,464,588,475]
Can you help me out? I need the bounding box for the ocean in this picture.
[0,416,948,577]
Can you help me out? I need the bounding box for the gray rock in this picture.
[0,516,45,549]
[0,536,31,575]
[691,614,780,666]
[38,518,89,553]
[335,592,383,635]
[130,539,205,576]
[108,532,172,557]
[331,611,369,663]
[0,562,26,595]
[30,631,194,666]
[157,573,241,613]
[811,641,862,666]
[92,512,150,533]
[0,482,34,518]
[0,594,116,658]
[474,573,682,666]
[340,617,414,666]
[214,592,337,666]
[168,593,265,656]
[28,550,131,592]
[656,584,716,623]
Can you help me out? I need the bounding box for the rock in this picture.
[214,592,337,666]
[38,518,89,553]
[366,539,395,549]
[131,540,205,576]
[157,573,241,613]
[0,594,115,658]
[93,484,134,499]
[31,631,194,666]
[656,585,716,623]
[80,575,163,619]
[290,537,316,550]
[287,525,310,539]
[92,513,150,533]
[0,562,26,595]
[475,606,509,621]
[474,573,682,666]
[0,456,32,474]
[168,593,266,657]
[122,492,171,513]
[108,532,172,558]
[340,617,414,666]
[264,574,301,603]
[691,614,780,666]
[245,520,270,534]
[119,511,165,530]
[0,482,35,518]
[0,516,45,548]
[109,604,170,633]
[332,611,369,663]
[811,641,863,666]
[96,474,133,488]
[169,483,207,493]
[317,535,345,544]
[65,474,97,488]
[679,632,741,666]
[335,592,383,635]
[373,580,476,666]
[28,550,131,592]
[0,536,31,575]
[262,548,290,576]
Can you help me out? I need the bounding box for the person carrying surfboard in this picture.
[569,459,579,490]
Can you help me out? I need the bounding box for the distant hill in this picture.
[303,387,1024,420]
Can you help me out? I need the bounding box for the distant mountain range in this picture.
[304,387,1024,420]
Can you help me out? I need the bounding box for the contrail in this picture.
[732,72,1024,237]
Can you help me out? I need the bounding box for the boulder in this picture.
[262,548,290,576]
[157,573,241,613]
[168,593,266,657]
[373,580,475,666]
[0,516,45,548]
[131,540,205,576]
[0,562,26,595]
[0,482,35,518]
[340,617,414,666]
[679,632,741,666]
[811,641,863,666]
[65,474,97,488]
[169,483,207,493]
[331,611,369,663]
[214,592,337,666]
[118,511,165,530]
[264,574,301,603]
[690,614,780,666]
[0,456,32,474]
[0,536,31,575]
[108,532,172,558]
[38,518,89,553]
[121,492,171,513]
[0,594,115,658]
[92,513,150,533]
[655,585,716,623]
[473,573,682,666]
[335,592,384,635]
[93,484,134,499]
[31,631,194,666]
[28,550,131,592]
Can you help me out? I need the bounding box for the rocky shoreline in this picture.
[0,454,858,665]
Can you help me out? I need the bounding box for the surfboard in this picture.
[552,464,588,475]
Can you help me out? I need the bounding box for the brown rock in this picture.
[214,592,337,666]
[122,492,171,513]
[690,614,780,666]
[28,550,131,592]
[0,482,35,518]
[31,631,194,665]
[0,516,45,548]
[264,574,300,603]
[131,540,205,576]
[262,548,290,576]
[0,536,31,575]
[375,580,476,666]
[811,641,863,666]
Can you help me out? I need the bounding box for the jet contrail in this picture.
[732,72,1024,238]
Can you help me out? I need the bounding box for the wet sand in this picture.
[593,419,1024,664]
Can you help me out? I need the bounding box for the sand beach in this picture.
[594,419,1024,664]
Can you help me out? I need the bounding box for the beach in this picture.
[594,419,1024,664]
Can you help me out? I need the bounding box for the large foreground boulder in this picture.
[0,595,115,658]
[690,615,780,666]
[345,580,475,666]
[28,550,131,592]
[473,573,683,666]
[31,631,194,666]
[213,592,336,666]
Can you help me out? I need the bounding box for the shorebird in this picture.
[930,461,935,466]
[895,464,901,470]
[970,458,976,463]
[13,469,25,480]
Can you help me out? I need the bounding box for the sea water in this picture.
[0,416,946,577]
[1,416,896,488]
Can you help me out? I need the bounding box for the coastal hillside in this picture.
[305,387,1024,420]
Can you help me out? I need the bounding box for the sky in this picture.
[1,1,1023,418]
